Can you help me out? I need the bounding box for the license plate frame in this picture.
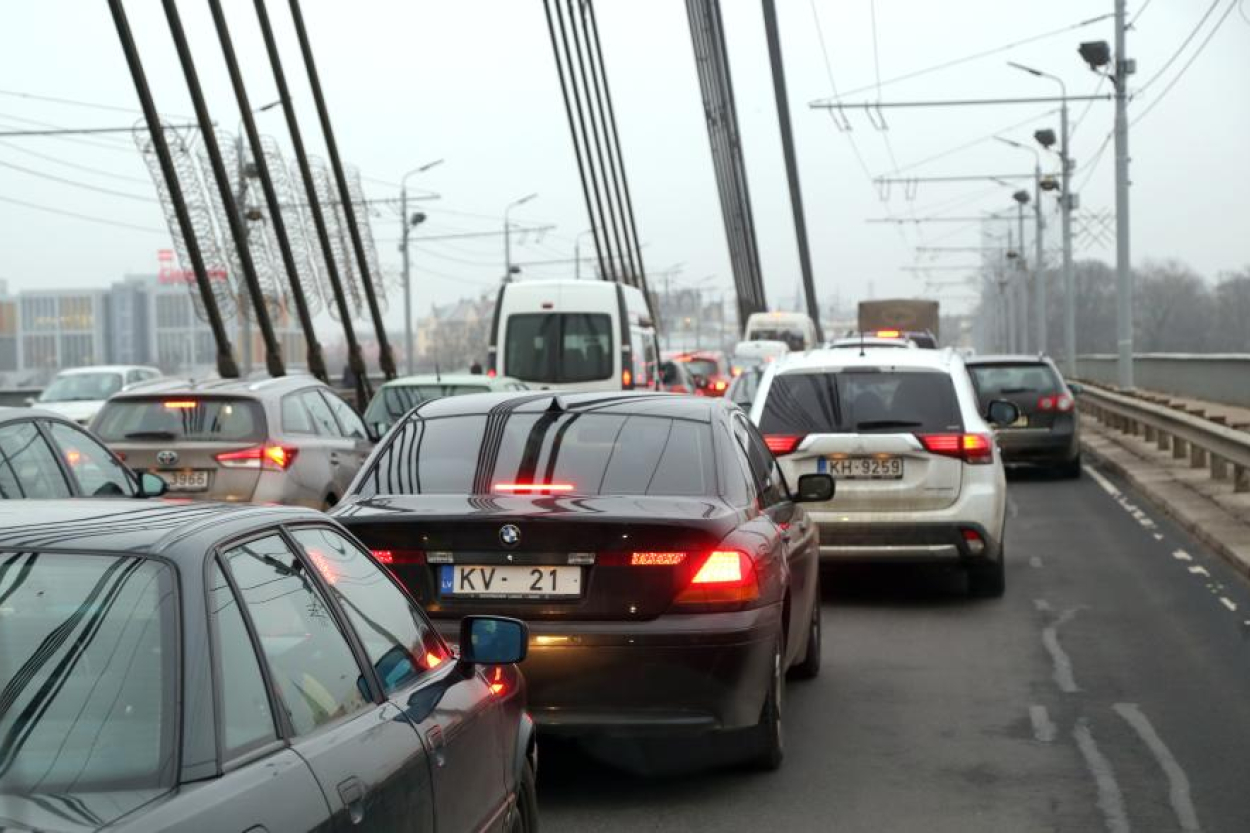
[819,456,905,480]
[440,564,582,599]
[161,469,210,492]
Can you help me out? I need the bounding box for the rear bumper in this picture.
[815,521,1000,564]
[433,604,781,736]
[997,422,1079,465]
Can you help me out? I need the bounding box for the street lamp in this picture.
[1000,136,1047,353]
[398,158,445,374]
[1010,61,1076,373]
[503,193,538,283]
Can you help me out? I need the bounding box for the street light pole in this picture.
[1012,190,1030,352]
[999,137,1045,353]
[1113,0,1134,388]
[503,193,538,283]
[400,159,444,374]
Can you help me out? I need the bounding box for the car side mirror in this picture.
[794,473,835,503]
[459,616,528,666]
[137,472,169,498]
[1068,382,1084,397]
[986,399,1020,427]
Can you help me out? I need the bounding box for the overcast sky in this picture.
[0,0,1246,325]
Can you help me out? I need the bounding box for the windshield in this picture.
[968,363,1064,402]
[680,358,719,378]
[747,329,805,351]
[0,553,178,793]
[759,370,963,434]
[357,412,715,498]
[504,313,613,383]
[364,384,492,428]
[39,372,123,403]
[94,397,266,442]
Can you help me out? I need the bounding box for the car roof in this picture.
[55,365,158,375]
[964,354,1054,366]
[0,406,77,424]
[774,346,960,373]
[409,390,720,422]
[381,373,517,387]
[0,499,326,557]
[107,374,325,400]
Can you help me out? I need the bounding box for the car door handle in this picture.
[425,724,447,768]
[329,451,341,465]
[337,776,366,826]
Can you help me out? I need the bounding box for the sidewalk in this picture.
[1081,415,1250,580]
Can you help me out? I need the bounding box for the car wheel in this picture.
[1059,454,1082,479]
[750,632,786,770]
[509,759,539,833]
[968,556,1006,598]
[789,590,822,680]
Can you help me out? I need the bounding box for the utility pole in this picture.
[503,193,538,283]
[1033,160,1044,354]
[400,160,441,374]
[1059,100,1075,374]
[1113,0,1134,388]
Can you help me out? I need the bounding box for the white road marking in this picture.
[1029,556,1044,568]
[1007,496,1020,518]
[1114,703,1202,833]
[1154,533,1164,541]
[1173,549,1193,561]
[1086,465,1121,496]
[1074,719,1131,833]
[1042,607,1082,693]
[1029,705,1056,743]
[1188,566,1211,577]
[1220,597,1238,612]
[1138,517,1157,528]
[1034,598,1053,612]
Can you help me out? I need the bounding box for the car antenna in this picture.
[859,329,866,358]
[434,361,441,383]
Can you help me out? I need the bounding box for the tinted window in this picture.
[681,358,719,378]
[323,393,367,440]
[759,370,963,435]
[357,412,716,498]
[301,390,340,437]
[282,394,316,434]
[728,370,760,407]
[967,362,1064,403]
[716,421,752,507]
[364,385,493,431]
[748,328,805,351]
[209,559,278,756]
[504,313,612,383]
[94,398,265,443]
[0,422,71,499]
[221,535,369,736]
[0,553,177,791]
[47,422,134,497]
[292,528,448,693]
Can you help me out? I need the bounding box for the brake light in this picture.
[961,528,987,555]
[764,434,804,455]
[372,549,426,565]
[1037,394,1074,412]
[713,380,728,392]
[487,368,497,379]
[875,329,901,338]
[215,444,299,470]
[631,551,687,566]
[488,666,507,696]
[674,550,759,605]
[163,400,198,409]
[622,369,633,387]
[917,433,993,465]
[425,651,445,669]
[494,482,575,493]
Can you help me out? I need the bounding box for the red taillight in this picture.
[163,400,198,409]
[215,444,299,471]
[487,368,497,379]
[630,551,687,566]
[488,665,507,696]
[1055,394,1074,412]
[918,433,993,465]
[961,527,987,555]
[494,482,575,493]
[372,549,426,566]
[674,550,759,605]
[1037,394,1074,412]
[764,434,804,455]
[875,329,901,338]
[713,379,728,392]
[622,369,633,387]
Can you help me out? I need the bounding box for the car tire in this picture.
[1059,455,1082,479]
[749,632,786,770]
[509,759,539,833]
[968,556,1006,598]
[789,590,822,680]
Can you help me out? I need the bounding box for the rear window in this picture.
[364,384,492,427]
[967,363,1064,402]
[357,412,715,498]
[504,313,613,383]
[759,370,963,434]
[680,358,719,378]
[747,328,805,351]
[0,553,178,792]
[95,397,266,443]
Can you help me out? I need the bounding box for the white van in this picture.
[742,311,819,352]
[487,279,660,391]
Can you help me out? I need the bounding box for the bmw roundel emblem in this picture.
[499,524,521,548]
[157,449,179,466]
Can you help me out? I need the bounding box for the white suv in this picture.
[749,348,1018,596]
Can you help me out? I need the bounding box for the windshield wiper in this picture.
[124,430,177,440]
[999,387,1036,394]
[855,419,924,430]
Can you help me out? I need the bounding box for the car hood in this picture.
[0,789,166,832]
[332,493,731,523]
[32,400,103,424]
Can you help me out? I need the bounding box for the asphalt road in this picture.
[537,463,1250,832]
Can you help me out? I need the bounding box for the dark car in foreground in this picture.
[965,355,1082,477]
[334,391,834,769]
[0,407,166,499]
[0,501,534,832]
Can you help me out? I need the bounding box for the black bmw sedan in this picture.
[334,391,834,769]
[0,500,534,832]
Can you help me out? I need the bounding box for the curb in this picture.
[1082,430,1250,583]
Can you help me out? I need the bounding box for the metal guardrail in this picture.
[1076,354,1250,409]
[1082,384,1250,493]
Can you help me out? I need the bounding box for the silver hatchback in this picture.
[91,376,373,509]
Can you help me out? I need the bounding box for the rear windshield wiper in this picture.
[854,419,924,430]
[124,430,177,440]
[999,387,1036,394]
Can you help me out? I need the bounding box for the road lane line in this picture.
[1188,566,1211,577]
[1172,549,1193,561]
[1029,705,1056,742]
[1042,608,1081,693]
[1220,597,1238,612]
[1086,465,1121,496]
[1074,719,1131,833]
[1029,556,1044,568]
[1113,704,1202,833]
[1034,598,1053,612]
[1153,534,1164,541]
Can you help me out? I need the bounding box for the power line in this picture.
[1135,0,1224,96]
[0,114,145,154]
[0,139,151,185]
[1133,0,1239,125]
[891,108,1058,174]
[0,194,166,234]
[1129,0,1156,27]
[0,157,157,202]
[808,0,875,185]
[0,88,147,116]
[1068,75,1107,142]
